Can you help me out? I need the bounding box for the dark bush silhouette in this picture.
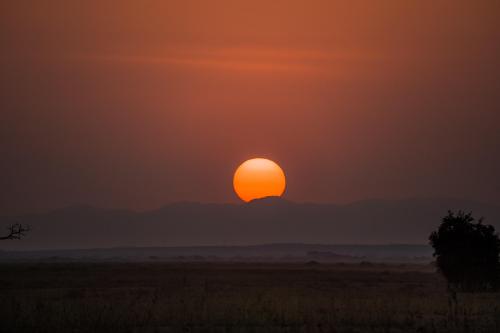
[0,223,30,240]
[429,211,500,292]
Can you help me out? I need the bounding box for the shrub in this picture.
[429,211,500,291]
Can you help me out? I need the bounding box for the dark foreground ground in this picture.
[1,263,499,333]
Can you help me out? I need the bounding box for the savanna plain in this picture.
[1,262,499,333]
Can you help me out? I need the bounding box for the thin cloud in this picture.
[74,46,380,75]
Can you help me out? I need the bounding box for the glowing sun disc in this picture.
[233,158,286,202]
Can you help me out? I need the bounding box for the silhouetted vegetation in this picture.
[429,211,500,292]
[0,223,30,240]
[2,262,500,332]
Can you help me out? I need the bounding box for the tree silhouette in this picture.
[429,211,500,292]
[0,223,30,240]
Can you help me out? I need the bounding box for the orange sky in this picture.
[1,0,499,214]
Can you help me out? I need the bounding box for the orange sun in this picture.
[233,158,286,202]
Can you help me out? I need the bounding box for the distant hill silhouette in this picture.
[1,197,499,251]
[0,243,432,262]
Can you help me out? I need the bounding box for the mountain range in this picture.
[1,197,499,251]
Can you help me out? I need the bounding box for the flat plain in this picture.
[1,262,499,333]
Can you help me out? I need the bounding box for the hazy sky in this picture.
[1,0,499,214]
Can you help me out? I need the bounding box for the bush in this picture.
[429,211,500,292]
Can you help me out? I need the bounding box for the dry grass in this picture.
[1,262,499,332]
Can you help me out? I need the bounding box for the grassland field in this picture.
[1,262,500,333]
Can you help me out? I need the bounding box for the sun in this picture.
[233,158,286,202]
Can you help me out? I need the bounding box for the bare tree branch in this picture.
[0,223,30,240]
